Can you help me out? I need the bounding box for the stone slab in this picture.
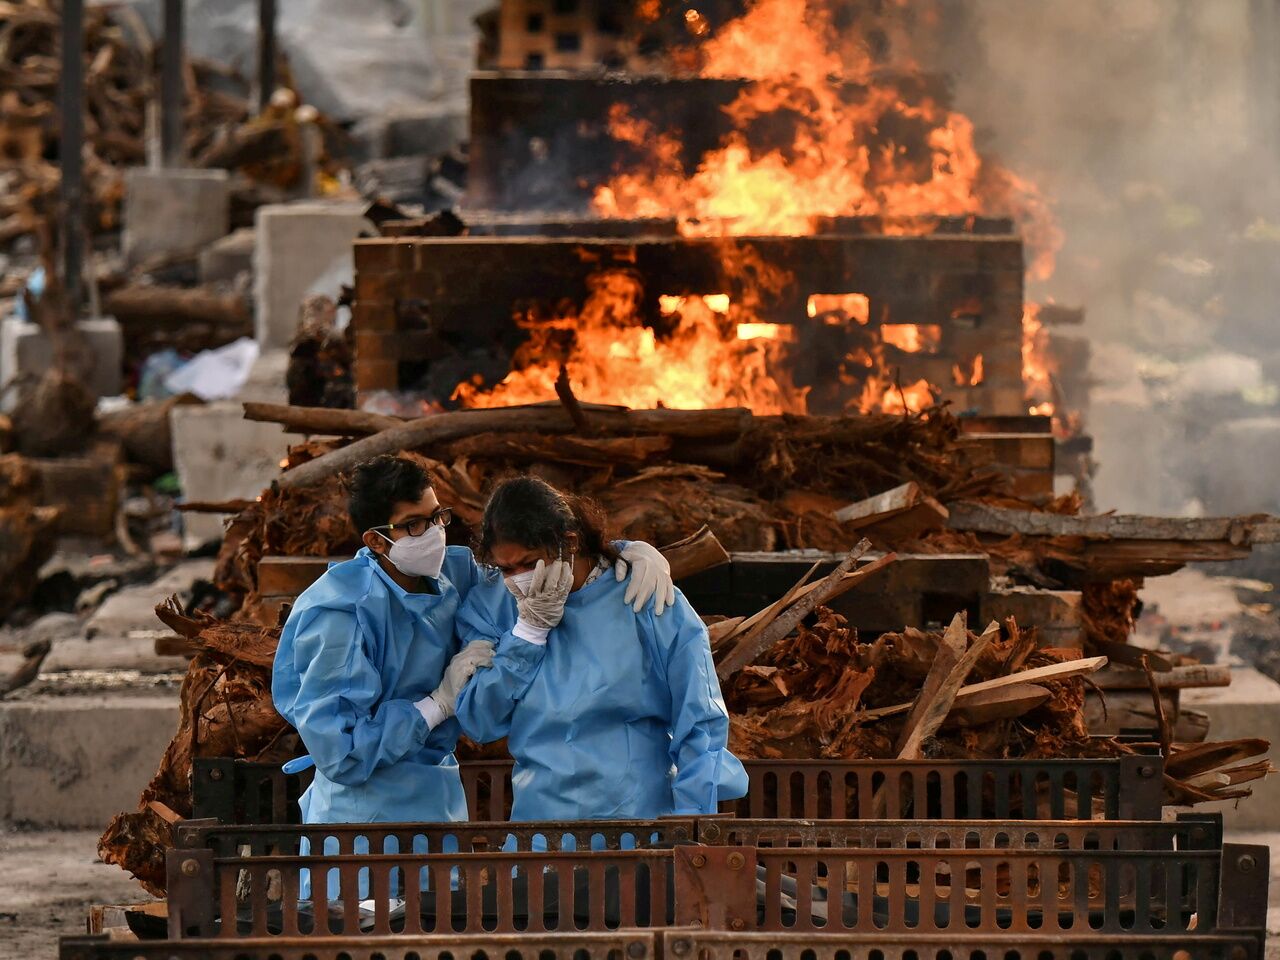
[172,402,289,549]
[0,317,123,411]
[123,167,231,266]
[1183,667,1280,830]
[0,692,179,828]
[254,202,370,350]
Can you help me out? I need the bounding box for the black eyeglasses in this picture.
[372,507,452,538]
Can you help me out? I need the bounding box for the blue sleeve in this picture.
[275,606,429,787]
[645,592,749,814]
[454,588,545,744]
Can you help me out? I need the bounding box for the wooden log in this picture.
[947,501,1280,544]
[895,612,966,754]
[242,401,403,436]
[661,526,731,582]
[834,481,923,525]
[1091,664,1233,691]
[897,620,999,759]
[862,655,1109,721]
[441,433,672,467]
[833,480,949,543]
[275,405,751,490]
[103,285,251,332]
[97,394,203,474]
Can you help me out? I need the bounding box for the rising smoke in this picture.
[939,0,1280,515]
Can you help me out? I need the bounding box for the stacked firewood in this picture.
[0,1,343,252]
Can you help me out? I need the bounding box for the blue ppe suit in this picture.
[455,569,748,821]
[272,546,483,827]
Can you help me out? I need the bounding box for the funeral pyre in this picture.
[98,398,1275,894]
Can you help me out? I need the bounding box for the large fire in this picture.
[457,0,1065,421]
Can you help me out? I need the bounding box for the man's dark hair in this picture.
[347,455,431,533]
[477,475,618,566]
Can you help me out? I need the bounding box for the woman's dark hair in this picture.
[347,455,431,533]
[478,475,618,566]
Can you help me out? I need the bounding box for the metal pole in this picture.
[59,0,85,313]
[257,0,278,112]
[161,0,184,166]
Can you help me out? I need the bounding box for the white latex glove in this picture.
[511,558,575,632]
[616,541,676,615]
[420,640,494,721]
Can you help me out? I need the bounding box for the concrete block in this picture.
[0,693,179,828]
[172,402,290,549]
[255,202,371,350]
[123,167,231,266]
[1182,667,1280,830]
[0,317,123,411]
[198,226,256,285]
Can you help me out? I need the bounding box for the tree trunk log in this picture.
[242,401,402,436]
[660,525,731,581]
[104,285,251,333]
[272,405,752,490]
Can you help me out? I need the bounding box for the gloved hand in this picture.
[616,541,676,615]
[511,558,575,631]
[423,640,494,720]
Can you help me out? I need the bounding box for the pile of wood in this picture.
[0,1,344,252]
[97,397,1278,890]
[716,554,1270,806]
[98,597,297,896]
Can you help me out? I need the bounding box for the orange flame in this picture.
[1021,303,1055,417]
[881,324,941,354]
[452,270,809,414]
[591,0,1059,275]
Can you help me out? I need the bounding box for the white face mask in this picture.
[503,568,538,599]
[378,523,447,579]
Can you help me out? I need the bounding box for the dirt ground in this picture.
[0,827,156,959]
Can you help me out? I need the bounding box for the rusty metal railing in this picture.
[60,930,659,960]
[173,813,1222,862]
[674,842,1268,936]
[163,838,1266,941]
[192,756,1164,825]
[662,930,1264,960]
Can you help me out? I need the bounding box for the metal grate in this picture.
[192,756,1164,825]
[695,813,1222,851]
[175,817,699,858]
[163,840,1267,941]
[663,930,1263,960]
[674,843,1268,937]
[166,847,678,939]
[174,815,1222,862]
[60,931,658,960]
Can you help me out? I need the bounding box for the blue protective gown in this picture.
[272,545,483,826]
[454,569,748,820]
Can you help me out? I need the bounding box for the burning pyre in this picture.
[455,0,1065,425]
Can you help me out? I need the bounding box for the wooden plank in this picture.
[862,655,1108,721]
[897,619,999,758]
[948,501,1280,544]
[984,587,1083,649]
[257,556,345,596]
[833,481,923,526]
[947,683,1051,727]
